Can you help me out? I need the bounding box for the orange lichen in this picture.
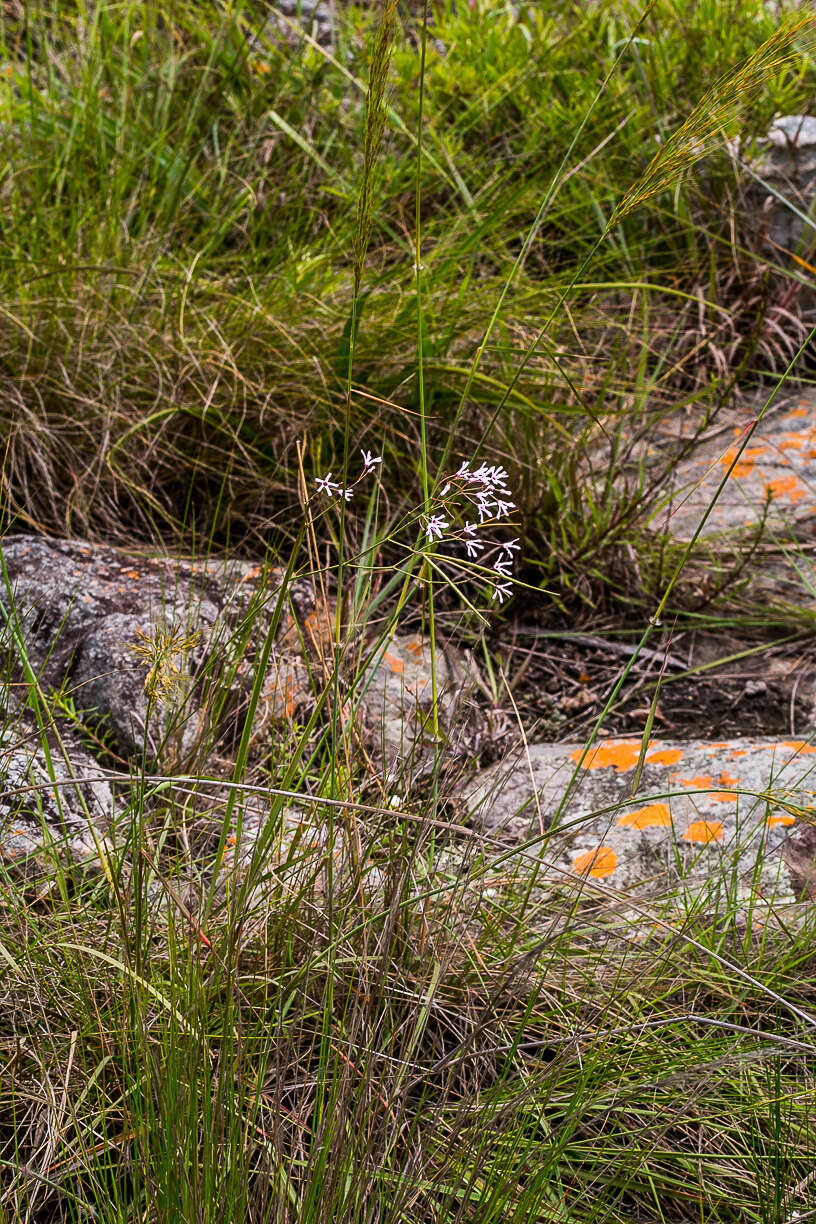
[718,771,738,787]
[645,747,683,765]
[768,813,796,828]
[683,820,724,844]
[383,651,404,675]
[790,404,810,417]
[669,772,713,789]
[572,846,618,878]
[719,444,767,478]
[783,741,816,755]
[764,474,808,504]
[729,748,749,758]
[617,803,671,830]
[405,638,424,657]
[570,740,650,773]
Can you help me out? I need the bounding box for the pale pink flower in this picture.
[315,473,341,497]
[425,514,450,542]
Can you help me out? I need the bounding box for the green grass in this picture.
[0,0,812,607]
[1,0,816,1219]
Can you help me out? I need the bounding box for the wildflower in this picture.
[492,581,514,604]
[501,537,521,554]
[361,450,382,475]
[425,514,449,542]
[464,537,484,559]
[340,486,354,501]
[494,498,516,519]
[472,463,510,493]
[474,494,495,522]
[493,557,513,578]
[315,472,341,497]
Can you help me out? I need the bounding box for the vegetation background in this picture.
[1,1,816,1220]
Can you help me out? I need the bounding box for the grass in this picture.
[1,0,816,1219]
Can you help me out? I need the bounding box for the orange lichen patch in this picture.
[645,747,682,765]
[683,820,724,844]
[777,432,806,450]
[578,671,591,684]
[790,404,810,417]
[241,566,262,583]
[782,740,816,755]
[669,772,714,789]
[719,444,767,478]
[572,846,618,878]
[768,813,796,828]
[704,742,731,750]
[570,740,650,773]
[729,748,749,758]
[123,569,140,580]
[764,474,808,504]
[707,770,739,802]
[383,651,405,675]
[405,638,424,657]
[617,803,671,830]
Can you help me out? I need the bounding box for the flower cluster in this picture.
[314,450,382,502]
[424,460,519,605]
[314,448,520,608]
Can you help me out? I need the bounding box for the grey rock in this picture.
[0,536,299,758]
[0,717,113,867]
[257,0,334,50]
[462,736,816,910]
[357,632,481,780]
[0,537,483,790]
[746,113,816,255]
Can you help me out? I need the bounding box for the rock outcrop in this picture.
[462,735,816,907]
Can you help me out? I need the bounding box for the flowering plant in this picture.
[314,451,519,607]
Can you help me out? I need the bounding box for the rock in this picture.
[357,633,480,779]
[659,391,816,542]
[0,535,306,757]
[0,537,482,790]
[462,736,816,909]
[747,114,816,257]
[254,0,335,51]
[0,716,113,868]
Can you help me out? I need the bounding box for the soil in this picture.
[495,626,816,743]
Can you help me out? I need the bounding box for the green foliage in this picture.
[1,2,816,1220]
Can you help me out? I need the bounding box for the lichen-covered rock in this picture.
[357,633,480,779]
[0,535,306,757]
[0,718,113,867]
[462,736,816,908]
[0,537,483,792]
[662,393,816,542]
